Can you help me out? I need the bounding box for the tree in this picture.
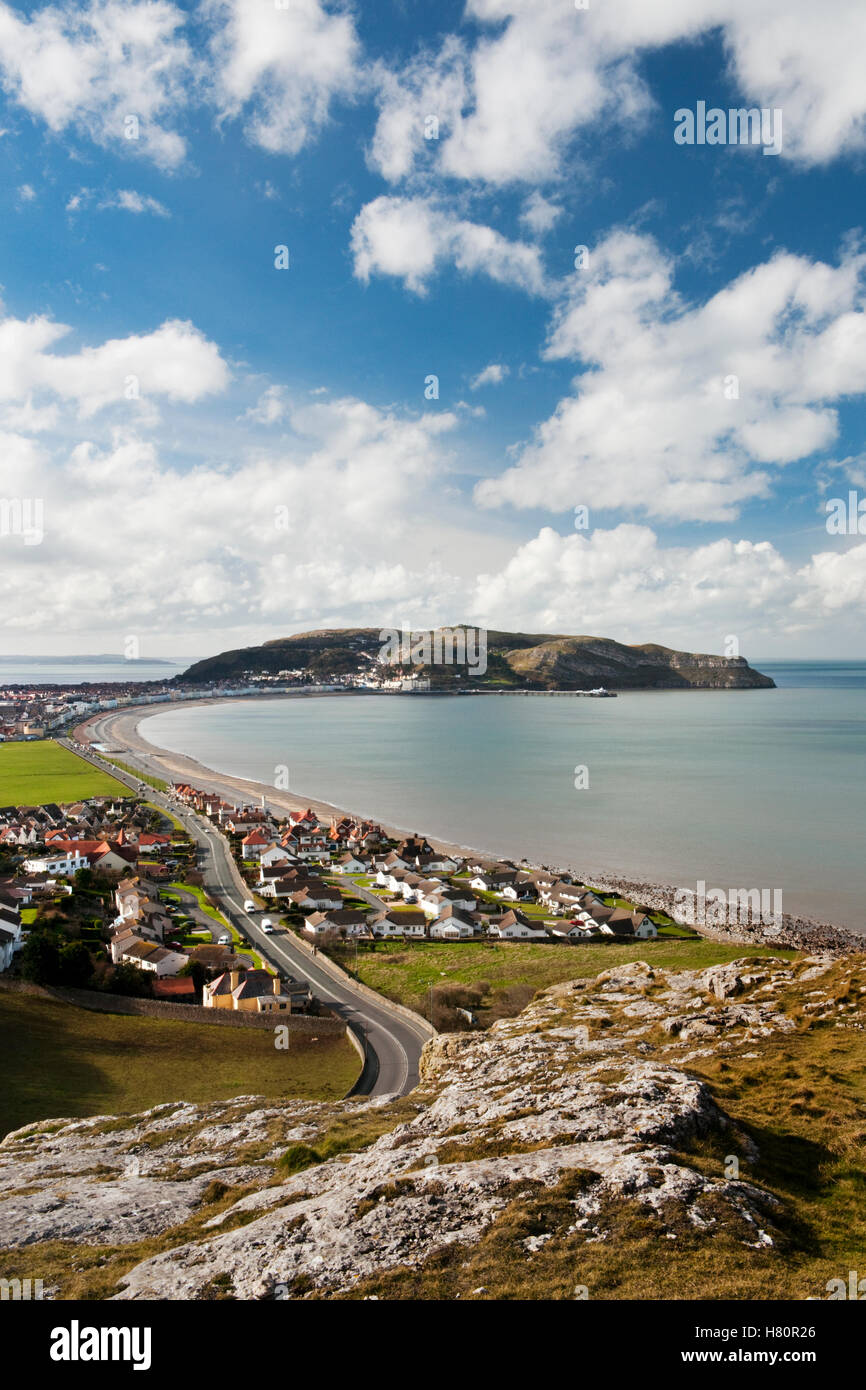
[18,930,62,985]
[108,964,154,998]
[179,959,206,996]
[58,940,95,988]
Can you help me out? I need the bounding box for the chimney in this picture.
[229,970,241,991]
[272,974,282,996]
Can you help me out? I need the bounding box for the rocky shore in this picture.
[577,872,866,957]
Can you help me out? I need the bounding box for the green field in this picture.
[330,937,800,1023]
[0,740,128,805]
[101,757,168,792]
[0,991,361,1137]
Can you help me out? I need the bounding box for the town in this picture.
[0,770,669,1029]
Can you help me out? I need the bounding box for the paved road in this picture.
[64,717,431,1098]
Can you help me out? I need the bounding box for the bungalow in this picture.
[550,921,600,941]
[302,916,336,938]
[332,851,368,875]
[414,852,460,874]
[420,886,476,916]
[599,908,657,939]
[429,910,476,939]
[489,909,550,941]
[400,873,442,903]
[305,909,370,936]
[283,884,343,911]
[539,881,587,908]
[498,874,540,902]
[258,842,293,869]
[116,937,187,976]
[378,850,412,873]
[258,875,304,900]
[371,909,428,938]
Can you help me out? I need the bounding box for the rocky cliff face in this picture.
[2,950,861,1300]
[504,637,775,689]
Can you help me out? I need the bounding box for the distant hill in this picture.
[179,628,775,690]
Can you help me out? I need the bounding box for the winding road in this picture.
[63,711,431,1099]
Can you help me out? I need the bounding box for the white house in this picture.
[489,910,550,940]
[259,842,292,869]
[332,852,367,875]
[550,922,599,941]
[117,937,187,976]
[371,910,428,938]
[23,850,89,875]
[430,912,476,939]
[421,887,477,916]
[241,830,270,861]
[0,903,22,971]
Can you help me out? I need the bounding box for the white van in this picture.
[261,918,275,934]
[243,900,256,912]
[217,932,231,946]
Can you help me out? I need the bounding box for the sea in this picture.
[0,658,186,684]
[138,661,866,934]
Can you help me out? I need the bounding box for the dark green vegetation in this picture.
[181,627,774,690]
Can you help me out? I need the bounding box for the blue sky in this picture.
[0,0,865,660]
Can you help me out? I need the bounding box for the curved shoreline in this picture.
[78,697,865,956]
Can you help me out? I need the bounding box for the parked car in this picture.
[261,918,275,934]
[217,932,231,946]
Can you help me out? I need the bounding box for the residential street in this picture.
[63,721,430,1098]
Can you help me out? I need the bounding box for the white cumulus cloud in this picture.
[351,195,547,296]
[476,230,866,522]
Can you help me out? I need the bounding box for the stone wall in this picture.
[0,978,344,1034]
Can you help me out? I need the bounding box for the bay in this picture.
[141,660,866,933]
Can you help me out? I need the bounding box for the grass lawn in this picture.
[167,882,266,969]
[0,740,128,805]
[100,757,168,793]
[336,938,800,1022]
[169,881,230,929]
[143,801,186,833]
[0,991,361,1137]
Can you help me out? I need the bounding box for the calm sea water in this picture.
[0,659,186,684]
[142,661,866,932]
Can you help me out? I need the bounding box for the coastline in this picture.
[78,697,865,957]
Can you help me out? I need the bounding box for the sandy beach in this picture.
[77,697,865,956]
